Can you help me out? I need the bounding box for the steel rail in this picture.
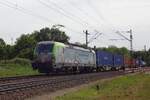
[0,71,122,93]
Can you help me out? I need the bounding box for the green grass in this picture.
[0,64,39,77]
[56,73,150,100]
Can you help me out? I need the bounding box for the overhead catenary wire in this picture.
[85,0,121,42]
[37,0,86,27]
[66,0,131,47]
[54,0,105,43]
[0,0,83,34]
[37,0,98,30]
[44,0,89,25]
[0,0,55,23]
[88,0,107,21]
[65,0,102,28]
[109,39,125,41]
[86,0,106,25]
[86,0,122,40]
[50,0,102,30]
[116,31,130,41]
[38,0,113,44]
[88,32,102,43]
[1,0,118,45]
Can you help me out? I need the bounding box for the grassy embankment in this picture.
[0,58,39,77]
[56,73,150,100]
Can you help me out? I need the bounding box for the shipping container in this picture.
[124,56,131,67]
[124,56,138,68]
[136,59,146,67]
[131,59,136,67]
[113,54,124,67]
[96,51,113,67]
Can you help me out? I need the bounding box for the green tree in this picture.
[34,27,69,43]
[14,34,36,60]
[50,27,69,43]
[0,38,6,45]
[14,26,70,60]
[34,28,51,42]
[5,45,15,59]
[0,38,6,60]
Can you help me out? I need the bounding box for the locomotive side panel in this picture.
[63,47,96,68]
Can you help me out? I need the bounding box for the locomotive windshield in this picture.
[36,43,54,54]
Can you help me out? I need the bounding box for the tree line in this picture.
[0,25,69,60]
[0,25,149,65]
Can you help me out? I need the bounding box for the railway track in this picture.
[0,71,121,92]
[0,71,124,100]
[0,74,48,84]
[0,66,148,83]
[0,67,149,100]
[0,73,78,84]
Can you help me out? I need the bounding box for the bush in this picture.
[0,58,31,66]
[10,58,31,65]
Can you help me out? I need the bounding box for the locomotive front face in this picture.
[32,42,54,73]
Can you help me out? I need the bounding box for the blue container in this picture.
[136,59,140,66]
[113,54,124,67]
[96,51,113,67]
[136,59,146,66]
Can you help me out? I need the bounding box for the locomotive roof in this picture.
[38,41,54,44]
[37,41,95,53]
[66,45,94,52]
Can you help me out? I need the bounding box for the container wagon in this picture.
[124,56,131,68]
[124,57,138,68]
[136,59,146,67]
[96,50,113,71]
[113,54,124,70]
[131,59,136,68]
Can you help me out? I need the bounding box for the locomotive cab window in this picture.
[36,43,54,54]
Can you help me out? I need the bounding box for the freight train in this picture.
[32,41,145,73]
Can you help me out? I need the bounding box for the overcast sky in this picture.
[0,0,150,50]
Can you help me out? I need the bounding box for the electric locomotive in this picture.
[32,41,96,73]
